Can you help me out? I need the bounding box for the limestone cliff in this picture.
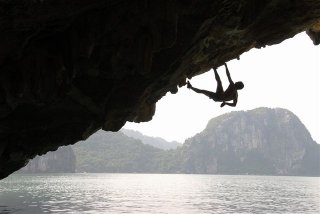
[180,108,320,176]
[19,146,76,173]
[0,1,320,178]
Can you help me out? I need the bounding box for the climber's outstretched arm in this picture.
[214,68,223,94]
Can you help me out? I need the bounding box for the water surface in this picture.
[0,174,319,213]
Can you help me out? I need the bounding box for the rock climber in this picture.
[187,63,244,107]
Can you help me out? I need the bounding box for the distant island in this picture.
[19,108,320,176]
[178,107,319,176]
[121,129,181,150]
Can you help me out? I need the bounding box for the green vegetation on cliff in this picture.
[73,131,179,173]
[73,108,319,176]
[179,108,319,176]
[23,108,319,176]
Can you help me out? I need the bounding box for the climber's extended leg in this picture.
[187,81,216,98]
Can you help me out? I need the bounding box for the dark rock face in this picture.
[18,146,76,173]
[0,1,320,178]
[180,108,320,176]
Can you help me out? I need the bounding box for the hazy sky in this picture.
[124,33,320,144]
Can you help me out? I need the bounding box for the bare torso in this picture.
[211,84,238,102]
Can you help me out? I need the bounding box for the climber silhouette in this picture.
[187,63,244,107]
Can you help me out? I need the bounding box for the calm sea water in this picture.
[0,174,319,213]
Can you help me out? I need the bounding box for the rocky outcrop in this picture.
[18,146,76,173]
[180,108,320,176]
[0,1,320,178]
